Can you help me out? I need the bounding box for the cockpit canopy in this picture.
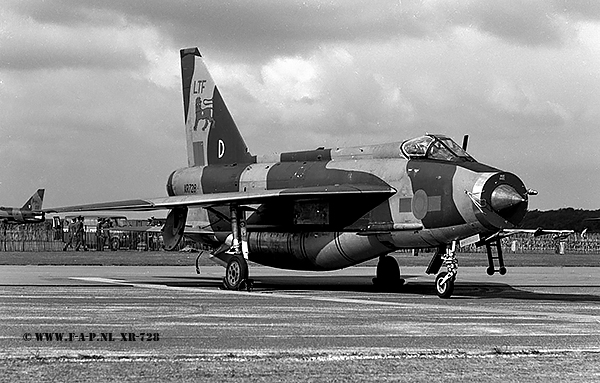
[401,134,475,162]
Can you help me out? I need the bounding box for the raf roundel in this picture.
[412,189,428,220]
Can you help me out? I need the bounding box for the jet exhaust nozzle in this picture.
[490,184,526,212]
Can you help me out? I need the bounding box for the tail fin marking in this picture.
[180,48,255,167]
[22,189,45,211]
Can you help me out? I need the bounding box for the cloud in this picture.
[445,1,568,47]
[0,9,147,71]
[0,58,184,207]
[1,0,600,211]
[7,0,600,64]
[207,45,421,152]
[486,77,569,133]
[5,1,427,58]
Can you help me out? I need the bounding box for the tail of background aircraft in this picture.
[21,189,44,211]
[180,48,255,167]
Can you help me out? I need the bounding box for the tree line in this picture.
[520,208,600,232]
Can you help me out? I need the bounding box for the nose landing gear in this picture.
[427,241,459,298]
[435,271,454,298]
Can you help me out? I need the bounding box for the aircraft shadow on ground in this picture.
[149,275,600,302]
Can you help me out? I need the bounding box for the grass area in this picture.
[3,351,600,383]
[0,250,598,267]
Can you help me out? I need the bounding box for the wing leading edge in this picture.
[44,184,397,213]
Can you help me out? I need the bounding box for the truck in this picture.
[52,215,164,251]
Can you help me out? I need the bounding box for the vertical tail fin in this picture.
[22,189,44,211]
[180,48,255,167]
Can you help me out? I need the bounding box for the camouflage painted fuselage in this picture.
[148,48,531,271]
[43,49,531,274]
[167,141,527,271]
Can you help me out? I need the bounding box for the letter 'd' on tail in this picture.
[180,48,255,167]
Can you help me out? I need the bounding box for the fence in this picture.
[1,222,599,253]
[0,222,167,252]
[0,222,63,251]
[459,232,600,254]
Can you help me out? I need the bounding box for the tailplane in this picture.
[180,48,255,167]
[22,189,45,211]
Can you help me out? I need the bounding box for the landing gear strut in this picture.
[221,205,253,291]
[373,255,404,289]
[436,241,458,298]
[427,241,458,298]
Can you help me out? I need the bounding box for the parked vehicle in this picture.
[52,215,162,250]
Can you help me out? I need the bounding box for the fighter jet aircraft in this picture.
[1,189,45,223]
[45,48,571,298]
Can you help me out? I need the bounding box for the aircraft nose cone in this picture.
[490,184,526,212]
[474,172,528,229]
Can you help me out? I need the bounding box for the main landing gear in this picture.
[373,255,405,290]
[222,205,253,292]
[426,241,459,298]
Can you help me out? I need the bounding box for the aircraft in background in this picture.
[45,48,573,298]
[1,189,45,223]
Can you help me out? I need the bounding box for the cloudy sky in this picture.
[1,0,599,213]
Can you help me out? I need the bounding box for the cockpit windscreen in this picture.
[401,135,474,162]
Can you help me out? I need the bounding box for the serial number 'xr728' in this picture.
[183,184,198,194]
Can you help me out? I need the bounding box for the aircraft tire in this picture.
[373,255,403,289]
[435,272,454,299]
[224,256,249,290]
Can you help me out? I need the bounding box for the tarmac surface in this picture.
[1,264,600,381]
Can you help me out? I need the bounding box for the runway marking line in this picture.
[70,277,600,324]
[71,277,411,307]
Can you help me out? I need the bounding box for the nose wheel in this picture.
[429,241,459,298]
[435,271,455,298]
